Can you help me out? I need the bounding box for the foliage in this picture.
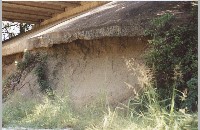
[4,51,52,99]
[107,84,197,130]
[3,51,35,99]
[17,51,35,71]
[3,93,77,129]
[2,3,198,129]
[3,93,37,127]
[17,51,48,72]
[34,60,54,97]
[3,85,198,130]
[144,6,198,112]
[2,21,33,41]
[182,77,198,111]
[16,51,52,94]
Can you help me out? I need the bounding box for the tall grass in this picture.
[79,85,197,130]
[3,93,78,129]
[3,83,198,129]
[3,85,197,130]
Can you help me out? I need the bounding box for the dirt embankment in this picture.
[3,37,149,107]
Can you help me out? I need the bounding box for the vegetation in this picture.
[144,6,198,112]
[2,21,33,41]
[3,51,52,100]
[17,51,36,71]
[3,3,197,130]
[3,91,76,128]
[34,56,54,97]
[3,84,197,129]
[17,51,53,95]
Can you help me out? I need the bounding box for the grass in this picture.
[3,84,198,130]
[3,92,77,129]
[3,63,197,129]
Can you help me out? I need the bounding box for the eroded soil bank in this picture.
[3,37,149,108]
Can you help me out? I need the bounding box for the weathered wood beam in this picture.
[3,17,39,24]
[37,1,81,8]
[3,2,63,14]
[40,1,108,26]
[3,6,52,17]
[4,1,65,11]
[3,13,40,24]
[3,11,51,21]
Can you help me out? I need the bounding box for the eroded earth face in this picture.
[3,37,148,108]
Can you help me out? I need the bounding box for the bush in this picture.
[17,51,35,71]
[144,6,197,112]
[3,51,52,100]
[16,50,52,94]
[34,56,54,98]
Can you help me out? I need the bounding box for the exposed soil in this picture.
[3,37,148,108]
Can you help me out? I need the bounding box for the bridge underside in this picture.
[2,1,107,25]
[2,1,192,57]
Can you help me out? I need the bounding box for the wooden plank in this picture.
[64,1,82,5]
[3,15,39,23]
[3,2,63,14]
[4,1,65,11]
[40,1,108,26]
[3,7,41,24]
[37,1,81,8]
[3,6,52,17]
[3,17,39,24]
[3,11,51,20]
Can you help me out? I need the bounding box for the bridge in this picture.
[2,1,107,26]
[2,1,108,56]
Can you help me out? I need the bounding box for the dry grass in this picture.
[3,84,197,130]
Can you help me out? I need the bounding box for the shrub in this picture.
[3,51,52,100]
[17,51,35,71]
[33,55,54,98]
[16,50,52,94]
[144,5,198,112]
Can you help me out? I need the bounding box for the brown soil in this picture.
[3,37,149,108]
[2,53,23,80]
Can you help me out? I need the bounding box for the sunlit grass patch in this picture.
[19,95,78,129]
[3,94,78,129]
[3,86,198,130]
